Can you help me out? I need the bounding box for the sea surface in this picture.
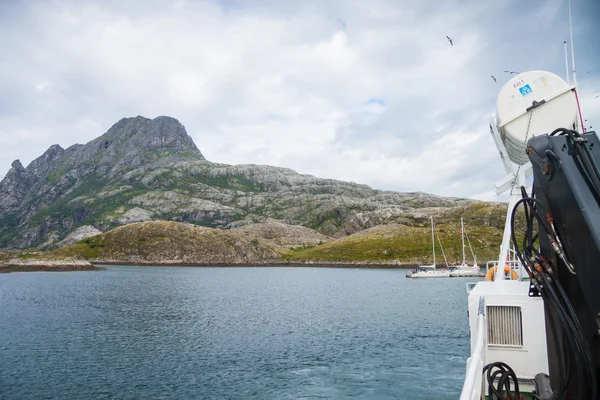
[0,266,480,399]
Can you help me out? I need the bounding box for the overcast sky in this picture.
[1,0,598,201]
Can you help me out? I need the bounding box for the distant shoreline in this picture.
[0,258,463,273]
[0,264,103,274]
[90,261,421,269]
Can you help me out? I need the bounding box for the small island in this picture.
[0,251,101,273]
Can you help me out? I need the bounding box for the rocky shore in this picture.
[0,257,102,273]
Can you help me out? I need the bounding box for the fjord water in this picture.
[0,267,476,399]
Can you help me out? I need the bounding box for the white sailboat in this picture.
[450,218,481,277]
[407,216,450,278]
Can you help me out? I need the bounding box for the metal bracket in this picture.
[494,164,533,195]
[528,280,543,297]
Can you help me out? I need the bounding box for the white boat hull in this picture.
[408,270,450,278]
[450,269,482,277]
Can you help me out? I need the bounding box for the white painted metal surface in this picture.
[496,167,527,277]
[460,297,486,400]
[466,281,549,398]
[496,70,577,165]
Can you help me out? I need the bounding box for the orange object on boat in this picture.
[485,265,519,281]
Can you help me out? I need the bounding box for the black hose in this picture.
[483,362,521,400]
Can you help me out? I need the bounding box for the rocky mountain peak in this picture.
[0,159,35,215]
[10,159,25,171]
[102,115,204,158]
[26,144,65,180]
[85,115,205,175]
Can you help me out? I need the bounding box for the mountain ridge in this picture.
[0,115,502,252]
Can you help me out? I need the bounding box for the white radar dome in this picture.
[496,70,577,165]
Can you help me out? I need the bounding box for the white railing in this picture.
[460,297,486,400]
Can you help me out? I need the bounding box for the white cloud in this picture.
[0,0,598,202]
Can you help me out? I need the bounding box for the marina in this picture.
[407,217,484,279]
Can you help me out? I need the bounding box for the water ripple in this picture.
[0,267,478,399]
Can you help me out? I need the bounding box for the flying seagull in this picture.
[504,70,519,75]
[446,36,453,46]
[595,95,599,98]
[491,75,497,83]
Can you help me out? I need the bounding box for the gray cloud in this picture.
[0,0,598,202]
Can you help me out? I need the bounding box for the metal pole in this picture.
[568,0,577,87]
[459,297,486,400]
[461,218,466,266]
[431,216,436,268]
[497,168,527,281]
[564,41,570,85]
[496,191,518,281]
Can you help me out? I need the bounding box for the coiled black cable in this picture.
[483,362,521,400]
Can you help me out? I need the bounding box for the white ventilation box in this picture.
[468,281,549,384]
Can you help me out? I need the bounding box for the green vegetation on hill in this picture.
[47,218,507,266]
[284,223,502,263]
[438,202,508,229]
[53,220,286,264]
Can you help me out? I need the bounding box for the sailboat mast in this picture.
[461,218,466,266]
[431,216,436,268]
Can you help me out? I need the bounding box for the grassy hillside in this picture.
[53,220,287,264]
[45,205,515,266]
[285,222,503,264]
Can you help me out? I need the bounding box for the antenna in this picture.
[564,41,570,85]
[568,0,584,133]
[568,0,578,86]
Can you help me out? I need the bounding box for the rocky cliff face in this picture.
[233,220,331,247]
[0,115,491,250]
[0,160,35,216]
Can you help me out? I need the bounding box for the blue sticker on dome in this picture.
[519,84,533,96]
